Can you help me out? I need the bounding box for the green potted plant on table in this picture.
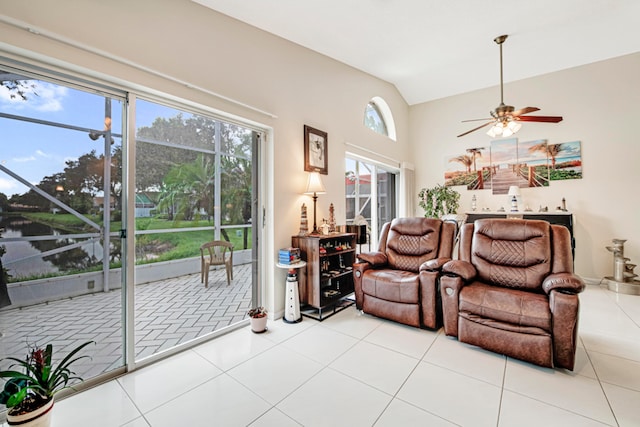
[247,307,268,333]
[0,340,94,427]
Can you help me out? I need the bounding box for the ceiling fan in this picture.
[457,34,563,138]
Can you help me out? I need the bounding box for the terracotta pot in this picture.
[7,398,54,427]
[250,315,267,333]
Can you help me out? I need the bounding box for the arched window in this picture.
[364,96,396,141]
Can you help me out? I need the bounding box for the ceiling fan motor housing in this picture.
[493,103,515,118]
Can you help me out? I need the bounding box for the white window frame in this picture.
[364,96,397,141]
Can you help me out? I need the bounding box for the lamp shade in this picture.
[304,172,326,195]
[508,185,521,197]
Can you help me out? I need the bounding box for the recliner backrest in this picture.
[382,218,443,272]
[469,219,552,291]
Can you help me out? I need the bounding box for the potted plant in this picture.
[418,184,460,218]
[0,340,94,427]
[247,306,268,333]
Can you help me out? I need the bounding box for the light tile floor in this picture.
[3,284,640,426]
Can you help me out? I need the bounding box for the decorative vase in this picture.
[7,398,54,427]
[250,315,267,333]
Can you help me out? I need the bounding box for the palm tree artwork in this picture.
[529,142,562,169]
[449,155,474,172]
[528,141,582,181]
[466,147,485,171]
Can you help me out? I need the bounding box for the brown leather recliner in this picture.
[440,219,585,370]
[353,217,456,329]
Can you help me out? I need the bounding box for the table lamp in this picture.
[304,172,326,234]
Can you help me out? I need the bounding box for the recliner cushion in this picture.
[361,270,419,303]
[459,282,551,332]
[386,218,442,272]
[471,219,551,290]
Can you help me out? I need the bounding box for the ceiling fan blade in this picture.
[512,106,540,117]
[517,115,563,123]
[457,36,561,137]
[457,121,494,138]
[462,117,493,123]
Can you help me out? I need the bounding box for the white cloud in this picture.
[13,156,36,163]
[0,80,67,112]
[32,83,67,112]
[0,177,19,193]
[36,150,51,158]
[0,83,30,103]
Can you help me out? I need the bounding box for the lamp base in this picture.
[311,193,319,235]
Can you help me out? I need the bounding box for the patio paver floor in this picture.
[0,264,252,379]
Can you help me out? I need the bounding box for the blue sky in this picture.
[0,78,182,196]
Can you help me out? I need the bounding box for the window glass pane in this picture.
[136,99,214,151]
[0,68,125,382]
[221,122,252,157]
[364,102,388,136]
[345,197,355,220]
[377,170,396,232]
[134,98,255,361]
[345,157,398,249]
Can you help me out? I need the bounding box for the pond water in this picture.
[0,215,105,280]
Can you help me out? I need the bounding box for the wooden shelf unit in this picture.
[291,233,357,320]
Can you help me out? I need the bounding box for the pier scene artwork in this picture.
[444,139,582,194]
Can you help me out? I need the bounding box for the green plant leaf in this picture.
[418,184,460,218]
[0,340,94,404]
[6,387,27,408]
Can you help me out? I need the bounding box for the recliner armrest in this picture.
[356,251,388,267]
[542,273,585,295]
[442,260,476,281]
[353,261,374,310]
[420,257,451,272]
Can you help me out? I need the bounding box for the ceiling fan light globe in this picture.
[487,122,505,137]
[502,127,514,137]
[508,121,522,132]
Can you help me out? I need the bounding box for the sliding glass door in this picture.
[0,66,127,381]
[133,99,258,361]
[0,61,262,390]
[345,157,398,249]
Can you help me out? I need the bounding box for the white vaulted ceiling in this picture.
[193,0,640,105]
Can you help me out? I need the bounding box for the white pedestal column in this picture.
[276,261,306,323]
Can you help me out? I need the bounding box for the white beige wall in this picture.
[410,53,640,281]
[1,0,637,301]
[0,0,410,316]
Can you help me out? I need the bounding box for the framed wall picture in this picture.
[304,125,328,175]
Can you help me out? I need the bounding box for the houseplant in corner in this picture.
[0,340,94,427]
[247,306,268,333]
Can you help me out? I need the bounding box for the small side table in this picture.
[276,261,306,323]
